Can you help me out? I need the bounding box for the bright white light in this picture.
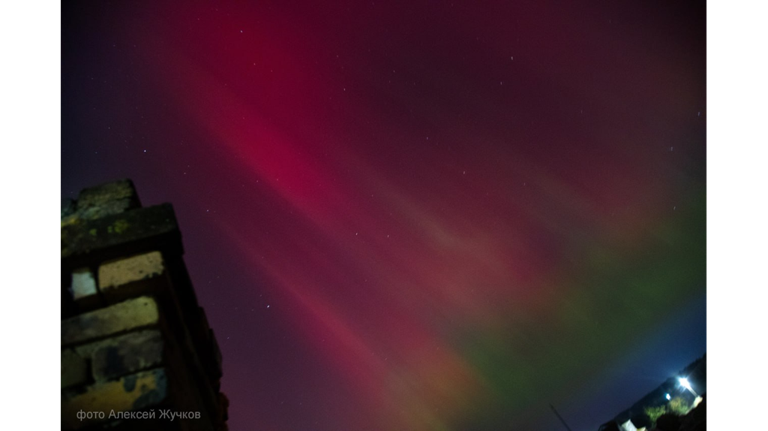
[679,377,692,390]
[665,393,671,400]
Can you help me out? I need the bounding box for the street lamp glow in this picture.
[678,377,699,397]
[679,377,692,391]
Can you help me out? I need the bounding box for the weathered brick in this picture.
[62,296,159,346]
[61,368,168,429]
[61,203,182,263]
[91,330,164,382]
[61,349,88,389]
[99,251,165,292]
[61,180,142,229]
[76,179,141,219]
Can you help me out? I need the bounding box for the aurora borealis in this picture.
[62,1,706,429]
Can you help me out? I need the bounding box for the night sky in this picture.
[62,1,706,430]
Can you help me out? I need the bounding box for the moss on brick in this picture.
[61,203,181,261]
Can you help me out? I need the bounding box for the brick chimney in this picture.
[61,179,228,431]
